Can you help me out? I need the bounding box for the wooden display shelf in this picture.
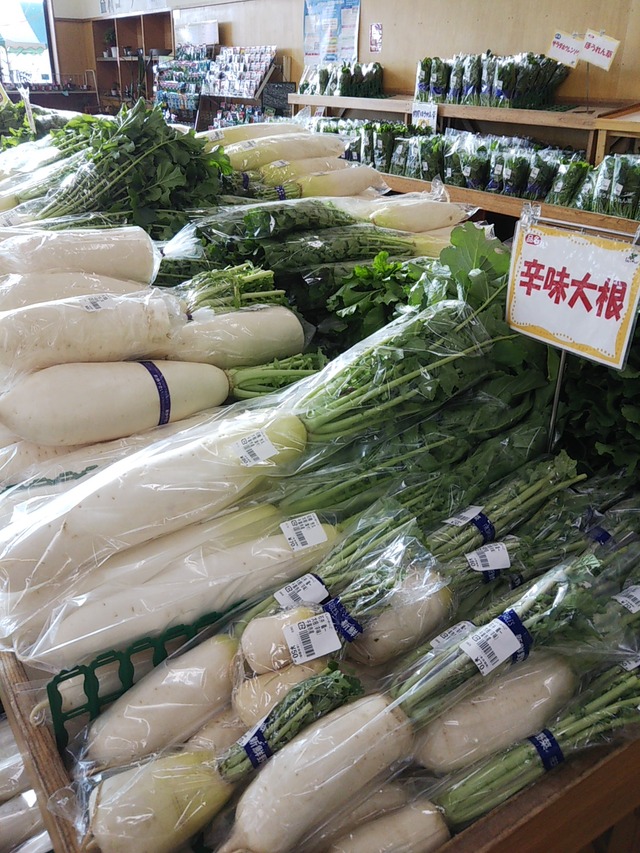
[1,644,639,853]
[383,173,640,236]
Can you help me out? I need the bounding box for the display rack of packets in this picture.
[155,45,212,114]
[202,45,276,99]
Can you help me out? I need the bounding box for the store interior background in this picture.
[48,0,640,105]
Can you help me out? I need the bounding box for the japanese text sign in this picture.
[547,31,583,68]
[507,223,640,370]
[579,30,620,71]
[411,100,438,131]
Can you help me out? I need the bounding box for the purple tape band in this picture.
[139,361,171,426]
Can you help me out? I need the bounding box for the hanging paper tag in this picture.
[527,728,565,770]
[443,505,485,527]
[280,513,328,551]
[274,573,330,607]
[430,621,476,651]
[283,613,342,664]
[323,597,363,641]
[613,585,640,614]
[231,430,279,466]
[459,614,523,676]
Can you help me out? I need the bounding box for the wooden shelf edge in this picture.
[440,738,640,853]
[0,652,81,853]
[382,174,640,235]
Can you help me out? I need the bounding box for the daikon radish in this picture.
[0,272,145,311]
[0,360,229,447]
[370,199,469,233]
[303,781,410,853]
[26,522,338,670]
[197,122,309,148]
[233,659,328,726]
[260,156,351,187]
[297,165,387,197]
[0,226,159,283]
[347,571,451,666]
[85,634,238,768]
[187,706,247,753]
[414,653,577,774]
[218,694,414,853]
[0,791,44,853]
[0,409,307,600]
[0,289,180,374]
[165,305,305,369]
[87,750,234,853]
[328,797,450,853]
[0,718,27,803]
[240,606,317,673]
[13,504,279,669]
[224,133,345,172]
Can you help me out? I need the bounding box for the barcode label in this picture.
[280,513,327,551]
[231,430,278,466]
[274,573,329,607]
[430,621,475,650]
[80,294,114,312]
[465,542,511,573]
[613,584,640,614]
[460,617,522,676]
[621,655,640,672]
[283,613,341,664]
[443,505,484,527]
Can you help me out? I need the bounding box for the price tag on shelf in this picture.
[546,31,583,68]
[579,30,620,71]
[411,100,438,131]
[507,222,640,370]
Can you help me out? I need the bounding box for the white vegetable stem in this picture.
[413,652,577,773]
[0,289,180,374]
[218,694,414,853]
[0,226,159,283]
[85,634,238,769]
[0,360,230,446]
[87,750,234,853]
[165,305,305,369]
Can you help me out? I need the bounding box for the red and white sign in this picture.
[579,29,620,71]
[546,31,583,68]
[507,223,640,370]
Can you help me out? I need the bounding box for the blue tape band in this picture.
[471,512,496,544]
[243,726,273,768]
[139,361,171,425]
[497,608,533,663]
[323,597,363,642]
[587,525,613,546]
[527,728,565,771]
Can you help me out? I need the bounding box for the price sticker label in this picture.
[430,621,476,651]
[231,431,279,466]
[443,506,484,527]
[280,513,328,551]
[613,584,640,614]
[283,613,342,663]
[460,617,522,676]
[465,542,511,573]
[80,294,116,312]
[274,573,330,607]
[412,100,438,131]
